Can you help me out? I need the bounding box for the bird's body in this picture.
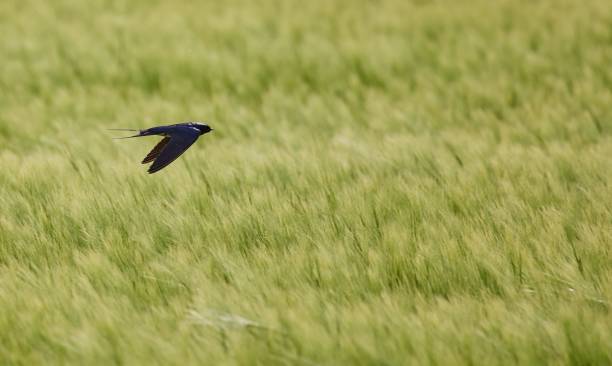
[112,122,213,174]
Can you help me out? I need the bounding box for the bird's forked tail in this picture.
[108,128,143,139]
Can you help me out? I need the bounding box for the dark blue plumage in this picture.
[112,122,213,174]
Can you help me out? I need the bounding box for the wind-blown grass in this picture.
[0,0,611,364]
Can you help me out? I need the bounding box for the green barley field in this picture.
[1,0,611,364]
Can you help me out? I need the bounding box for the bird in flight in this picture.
[112,122,213,174]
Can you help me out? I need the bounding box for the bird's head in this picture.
[192,122,213,135]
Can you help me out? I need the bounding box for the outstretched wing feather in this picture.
[148,131,200,174]
[142,137,171,164]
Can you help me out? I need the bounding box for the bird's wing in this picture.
[142,136,171,164]
[147,128,200,174]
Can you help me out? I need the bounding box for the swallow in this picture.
[111,122,213,174]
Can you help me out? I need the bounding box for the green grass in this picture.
[1,0,611,364]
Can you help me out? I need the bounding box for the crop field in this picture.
[1,0,611,364]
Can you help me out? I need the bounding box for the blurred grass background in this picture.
[0,0,611,364]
